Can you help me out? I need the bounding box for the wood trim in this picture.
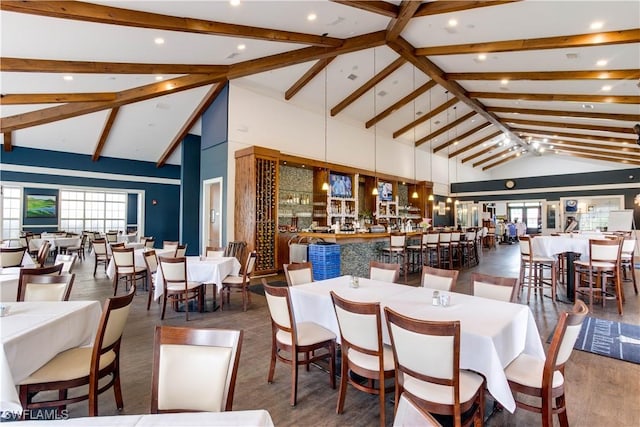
[366,80,436,128]
[330,1,399,18]
[448,131,502,158]
[446,69,640,81]
[157,80,228,167]
[529,135,640,154]
[0,1,343,47]
[468,92,640,104]
[487,106,640,122]
[0,57,229,74]
[92,107,120,161]
[1,93,116,104]
[394,98,459,139]
[4,132,12,152]
[330,57,406,117]
[542,143,640,160]
[417,111,476,148]
[433,122,492,154]
[553,150,640,166]
[473,147,512,167]
[482,152,520,170]
[415,28,640,56]
[385,1,421,41]
[234,145,281,160]
[462,142,502,164]
[512,127,636,144]
[503,118,634,134]
[414,1,518,17]
[285,57,335,101]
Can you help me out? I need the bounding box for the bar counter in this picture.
[297,231,422,277]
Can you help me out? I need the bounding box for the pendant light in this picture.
[321,67,329,192]
[427,88,434,202]
[445,92,452,204]
[411,66,419,200]
[371,48,379,196]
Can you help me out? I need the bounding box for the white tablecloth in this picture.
[29,237,80,252]
[0,268,21,302]
[0,301,102,414]
[289,276,545,413]
[154,256,241,301]
[117,233,139,244]
[7,410,275,426]
[105,248,174,279]
[531,235,607,260]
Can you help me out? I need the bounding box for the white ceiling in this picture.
[1,0,639,168]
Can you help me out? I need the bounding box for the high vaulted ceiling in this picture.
[1,0,639,169]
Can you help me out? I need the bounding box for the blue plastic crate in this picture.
[309,243,341,280]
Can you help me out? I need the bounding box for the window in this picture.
[507,201,541,231]
[2,187,22,240]
[60,190,126,234]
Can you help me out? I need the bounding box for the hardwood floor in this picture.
[56,243,639,426]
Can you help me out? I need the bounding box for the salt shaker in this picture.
[432,290,440,306]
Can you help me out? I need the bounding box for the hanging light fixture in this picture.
[321,67,329,192]
[411,66,419,200]
[372,48,379,196]
[427,88,434,202]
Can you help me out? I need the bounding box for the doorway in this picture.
[202,177,223,253]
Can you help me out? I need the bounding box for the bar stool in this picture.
[621,237,638,297]
[423,232,440,268]
[518,235,557,303]
[450,231,462,269]
[438,232,452,269]
[380,232,407,283]
[406,232,425,272]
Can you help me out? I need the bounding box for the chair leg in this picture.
[147,283,153,310]
[113,367,124,411]
[556,394,569,427]
[378,370,386,427]
[336,350,348,414]
[291,352,299,406]
[161,295,167,320]
[267,341,277,384]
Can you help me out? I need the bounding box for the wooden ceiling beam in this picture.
[330,1,399,18]
[416,28,640,56]
[3,132,12,152]
[385,1,421,42]
[541,141,640,159]
[434,122,493,154]
[553,149,640,166]
[331,57,405,117]
[512,127,636,144]
[92,107,120,162]
[483,152,521,170]
[0,72,226,133]
[393,97,459,139]
[447,69,640,81]
[388,37,521,143]
[487,106,640,122]
[449,130,502,158]
[503,118,634,134]
[158,80,228,167]
[0,57,229,74]
[473,147,514,167]
[414,1,519,17]
[1,93,116,105]
[517,132,640,153]
[0,1,342,47]
[366,80,436,128]
[469,92,640,104]
[285,57,335,101]
[418,111,477,148]
[462,143,500,164]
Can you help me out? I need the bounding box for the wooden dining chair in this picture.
[394,393,443,427]
[174,243,187,257]
[384,307,485,427]
[505,300,588,427]
[54,253,78,273]
[420,266,459,291]
[144,238,156,248]
[111,247,147,296]
[105,231,118,244]
[92,238,110,277]
[66,234,86,262]
[471,272,520,303]
[519,235,557,303]
[143,249,159,310]
[18,287,136,418]
[221,251,256,311]
[620,237,638,296]
[283,262,314,286]
[17,273,75,302]
[380,232,408,283]
[35,241,51,267]
[0,246,27,267]
[158,256,204,321]
[205,246,224,258]
[331,292,394,427]
[162,240,179,253]
[263,280,336,406]
[369,260,400,283]
[150,326,243,413]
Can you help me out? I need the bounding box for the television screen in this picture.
[377,182,393,201]
[329,173,352,198]
[26,194,57,218]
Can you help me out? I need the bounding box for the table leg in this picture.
[564,252,577,302]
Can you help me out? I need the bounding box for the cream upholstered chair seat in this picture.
[504,354,564,389]
[348,346,395,371]
[166,281,202,292]
[403,371,485,405]
[20,349,116,384]
[275,322,336,347]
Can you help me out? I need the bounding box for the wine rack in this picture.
[255,157,276,272]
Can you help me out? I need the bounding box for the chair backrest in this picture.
[545,300,588,380]
[465,230,476,242]
[331,292,384,362]
[18,272,74,301]
[110,242,125,250]
[518,235,533,258]
[588,238,622,264]
[17,264,64,300]
[54,253,78,273]
[158,256,188,291]
[150,326,243,414]
[224,241,247,265]
[384,307,463,424]
[93,238,108,256]
[243,251,257,279]
[0,246,27,267]
[175,244,187,258]
[450,232,461,243]
[439,232,451,244]
[112,247,137,272]
[369,261,400,283]
[283,262,313,286]
[389,232,406,249]
[621,238,635,255]
[421,266,459,291]
[37,241,51,266]
[19,236,29,248]
[205,246,224,258]
[145,238,156,248]
[425,232,439,245]
[143,249,159,275]
[163,241,179,251]
[105,232,118,243]
[395,393,443,427]
[471,272,519,303]
[262,279,296,340]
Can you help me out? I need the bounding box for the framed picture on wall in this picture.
[25,194,57,218]
[437,201,446,216]
[565,199,578,212]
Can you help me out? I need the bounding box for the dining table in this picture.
[105,248,174,280]
[29,237,81,254]
[6,410,275,426]
[288,275,545,413]
[0,301,103,416]
[0,267,22,302]
[153,256,242,302]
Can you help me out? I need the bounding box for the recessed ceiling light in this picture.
[500,78,509,85]
[601,85,612,91]
[155,76,163,81]
[63,75,73,81]
[582,104,594,109]
[598,72,609,79]
[237,44,246,51]
[307,13,317,21]
[477,54,487,61]
[590,21,603,30]
[230,0,240,6]
[154,37,165,45]
[596,59,608,67]
[448,19,458,27]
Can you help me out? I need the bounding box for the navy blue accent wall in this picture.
[200,82,230,248]
[23,188,59,233]
[181,134,201,256]
[431,195,454,227]
[1,147,181,245]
